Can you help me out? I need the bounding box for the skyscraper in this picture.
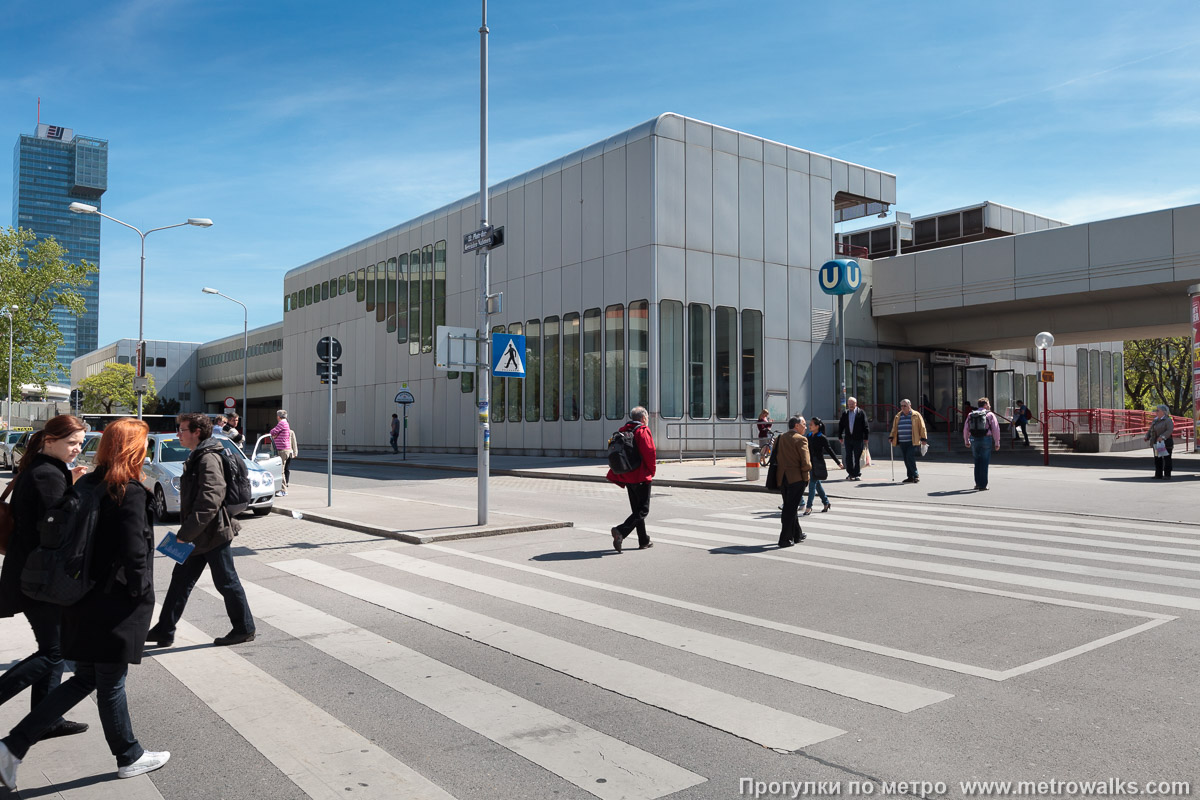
[12,123,107,380]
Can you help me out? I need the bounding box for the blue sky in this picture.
[2,0,1198,344]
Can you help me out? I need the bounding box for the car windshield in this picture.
[157,436,191,463]
[6,432,22,444]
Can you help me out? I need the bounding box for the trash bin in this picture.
[745,442,760,481]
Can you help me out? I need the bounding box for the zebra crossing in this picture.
[0,498,1193,799]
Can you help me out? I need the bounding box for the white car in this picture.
[0,430,28,471]
[249,434,285,488]
[79,432,276,520]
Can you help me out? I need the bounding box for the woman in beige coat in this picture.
[888,399,928,483]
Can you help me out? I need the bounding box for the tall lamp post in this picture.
[69,202,212,419]
[1034,331,1055,466]
[201,288,248,433]
[2,305,17,429]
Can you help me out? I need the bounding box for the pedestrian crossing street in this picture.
[1,498,1195,799]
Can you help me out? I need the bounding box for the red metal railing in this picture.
[1044,408,1193,452]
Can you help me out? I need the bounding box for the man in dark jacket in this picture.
[837,396,869,480]
[606,406,657,552]
[145,413,255,647]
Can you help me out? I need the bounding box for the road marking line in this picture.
[672,518,1200,591]
[647,521,1200,612]
[833,499,1200,538]
[270,558,845,751]
[787,505,1200,551]
[151,616,458,800]
[199,578,702,799]
[648,535,1176,679]
[706,513,1200,569]
[353,549,951,712]
[426,540,1004,680]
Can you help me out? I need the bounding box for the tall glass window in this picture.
[1089,349,1101,410]
[604,304,625,420]
[876,363,895,418]
[313,284,320,303]
[461,367,474,394]
[714,306,737,419]
[306,286,313,306]
[1101,350,1113,409]
[582,308,602,420]
[543,316,560,421]
[741,310,763,419]
[491,324,505,422]
[338,275,347,295]
[1113,352,1124,410]
[421,245,434,353]
[1077,348,1090,407]
[1026,373,1039,416]
[365,264,376,311]
[321,281,329,301]
[856,361,874,412]
[563,313,581,421]
[385,258,397,332]
[660,301,684,418]
[409,249,421,354]
[688,303,711,419]
[291,291,298,310]
[348,271,357,295]
[375,262,387,322]
[507,322,523,422]
[434,241,447,344]
[526,319,541,422]
[629,300,649,412]
[396,253,408,343]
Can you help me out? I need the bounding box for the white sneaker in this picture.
[0,740,21,790]
[118,750,170,779]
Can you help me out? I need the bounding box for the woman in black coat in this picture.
[0,418,168,790]
[0,415,89,740]
[804,417,843,515]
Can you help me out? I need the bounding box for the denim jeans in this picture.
[899,442,918,479]
[156,540,255,637]
[806,479,828,508]
[0,604,66,718]
[3,662,142,767]
[971,436,994,488]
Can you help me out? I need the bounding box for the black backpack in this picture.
[607,426,643,475]
[968,409,990,437]
[191,445,253,516]
[21,474,107,605]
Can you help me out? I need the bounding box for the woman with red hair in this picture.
[0,414,90,740]
[0,417,169,789]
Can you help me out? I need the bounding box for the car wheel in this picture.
[153,485,171,521]
[252,507,271,516]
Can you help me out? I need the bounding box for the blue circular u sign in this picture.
[818,259,862,296]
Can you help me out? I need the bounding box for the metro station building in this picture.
[278,114,1188,455]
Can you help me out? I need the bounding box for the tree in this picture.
[79,363,156,414]
[0,227,97,390]
[1123,337,1191,417]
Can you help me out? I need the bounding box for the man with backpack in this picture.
[145,413,255,648]
[963,397,1001,491]
[605,406,657,553]
[1013,399,1032,445]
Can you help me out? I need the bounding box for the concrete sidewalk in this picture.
[292,444,1199,528]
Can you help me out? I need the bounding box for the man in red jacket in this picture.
[606,406,657,553]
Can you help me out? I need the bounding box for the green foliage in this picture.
[0,227,97,389]
[1123,337,1192,417]
[78,363,156,414]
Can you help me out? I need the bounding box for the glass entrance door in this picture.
[993,370,1015,422]
[931,364,956,433]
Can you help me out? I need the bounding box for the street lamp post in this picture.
[2,306,17,429]
[69,202,212,419]
[201,288,248,434]
[1034,331,1055,467]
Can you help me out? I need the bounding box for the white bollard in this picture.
[745,442,760,481]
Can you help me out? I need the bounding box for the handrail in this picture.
[664,420,777,464]
[918,404,957,452]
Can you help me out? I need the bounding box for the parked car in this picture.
[78,431,275,521]
[0,430,30,470]
[249,433,285,488]
[8,431,32,472]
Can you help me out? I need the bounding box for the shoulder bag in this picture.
[0,479,15,555]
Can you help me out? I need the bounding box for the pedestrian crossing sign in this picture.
[492,334,526,378]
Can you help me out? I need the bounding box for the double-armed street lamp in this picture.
[68,202,212,419]
[201,288,248,432]
[2,305,17,428]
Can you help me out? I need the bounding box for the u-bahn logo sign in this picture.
[819,259,862,296]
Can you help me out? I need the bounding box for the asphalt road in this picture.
[2,461,1198,799]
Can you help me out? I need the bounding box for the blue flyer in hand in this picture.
[156,532,195,564]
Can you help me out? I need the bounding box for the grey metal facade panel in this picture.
[738,157,765,260]
[655,137,686,250]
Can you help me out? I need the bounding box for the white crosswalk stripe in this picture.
[198,576,706,800]
[351,548,951,712]
[270,557,847,751]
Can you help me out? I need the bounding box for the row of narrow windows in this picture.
[199,339,283,368]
